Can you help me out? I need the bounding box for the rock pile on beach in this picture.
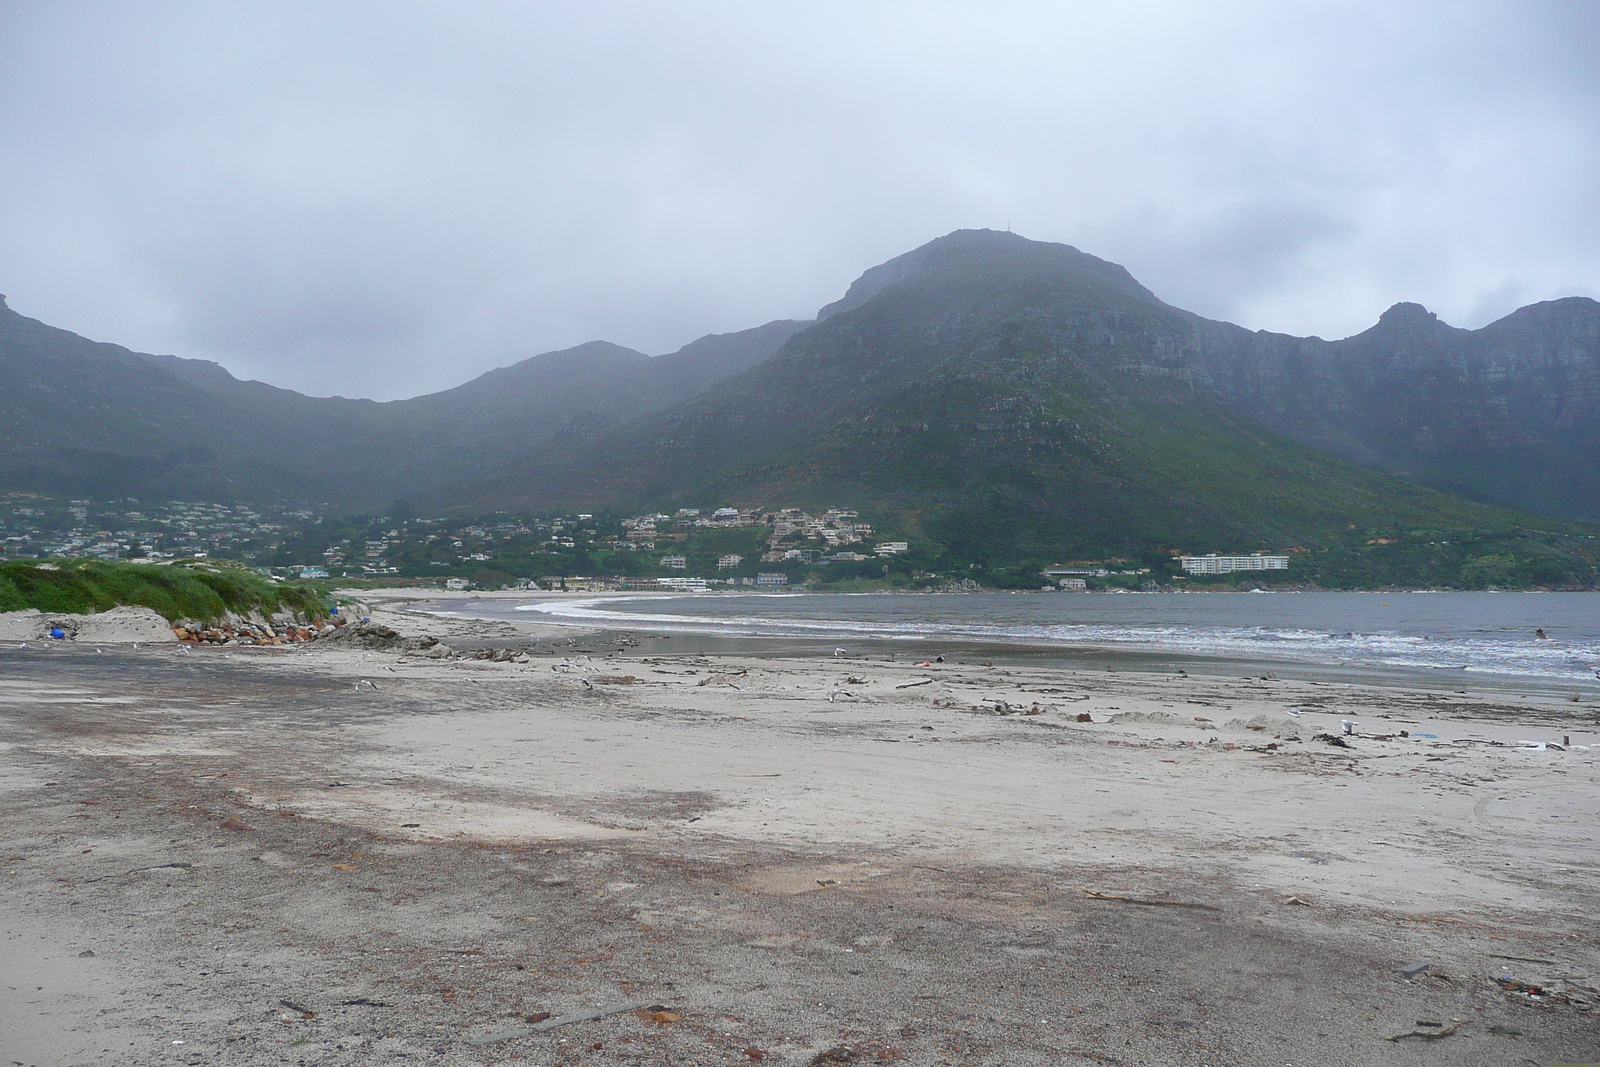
[173,616,341,646]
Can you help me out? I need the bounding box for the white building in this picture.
[298,566,329,579]
[874,541,909,556]
[717,553,744,569]
[660,555,687,570]
[444,577,471,590]
[756,572,789,586]
[657,577,709,592]
[1180,553,1290,575]
[1058,577,1088,591]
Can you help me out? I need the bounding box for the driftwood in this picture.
[1081,888,1220,912]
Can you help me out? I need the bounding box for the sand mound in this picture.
[1227,713,1292,734]
[0,605,177,643]
[1111,711,1188,725]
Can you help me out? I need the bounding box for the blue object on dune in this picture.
[49,627,66,639]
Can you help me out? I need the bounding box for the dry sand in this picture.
[0,605,178,645]
[1,592,1596,1065]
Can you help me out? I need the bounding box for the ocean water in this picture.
[438,590,1600,688]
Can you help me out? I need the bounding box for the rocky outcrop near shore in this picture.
[316,621,455,657]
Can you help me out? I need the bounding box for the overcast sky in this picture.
[2,2,1597,399]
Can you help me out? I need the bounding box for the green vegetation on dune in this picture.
[0,559,327,622]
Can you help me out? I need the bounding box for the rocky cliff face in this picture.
[1177,296,1600,518]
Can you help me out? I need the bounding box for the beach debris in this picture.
[650,1010,683,1023]
[1313,733,1352,748]
[279,998,317,1018]
[1496,977,1575,1004]
[466,1000,653,1045]
[1385,1020,1459,1041]
[128,862,192,874]
[895,678,934,689]
[78,949,95,957]
[1398,961,1430,979]
[809,1046,859,1064]
[744,1047,768,1061]
[1076,712,1094,722]
[1486,1023,1523,1036]
[219,819,254,832]
[1081,888,1219,911]
[340,997,394,1007]
[1284,895,1313,906]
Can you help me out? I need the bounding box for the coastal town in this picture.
[3,492,1256,591]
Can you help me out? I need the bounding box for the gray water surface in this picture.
[433,590,1599,690]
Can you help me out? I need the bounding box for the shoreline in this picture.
[2,604,1596,1064]
[376,587,1600,702]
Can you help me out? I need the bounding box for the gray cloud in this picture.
[1,2,1596,398]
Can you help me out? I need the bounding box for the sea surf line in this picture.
[424,590,1600,687]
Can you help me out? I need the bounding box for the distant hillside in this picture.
[0,294,805,505]
[462,230,1593,574]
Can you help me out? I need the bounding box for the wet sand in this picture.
[1,593,1596,1065]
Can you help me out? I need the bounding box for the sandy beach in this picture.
[2,591,1596,1066]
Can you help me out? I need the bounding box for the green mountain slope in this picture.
[464,230,1594,581]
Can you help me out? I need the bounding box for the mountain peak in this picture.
[817,229,1159,320]
[1377,301,1437,326]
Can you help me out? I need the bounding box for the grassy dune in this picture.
[0,559,327,623]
